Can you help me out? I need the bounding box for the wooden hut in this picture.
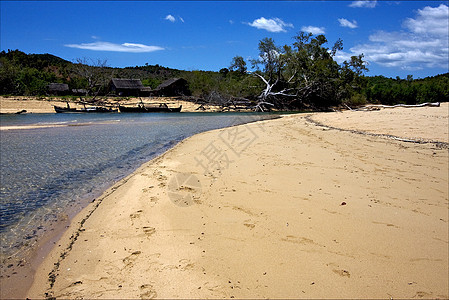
[152,78,190,97]
[47,83,69,96]
[109,78,150,96]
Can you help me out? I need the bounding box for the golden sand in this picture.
[0,96,221,114]
[23,103,448,299]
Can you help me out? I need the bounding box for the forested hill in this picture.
[0,49,183,95]
[1,49,448,107]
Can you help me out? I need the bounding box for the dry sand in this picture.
[21,103,449,299]
[312,103,449,144]
[0,96,221,115]
[0,96,86,114]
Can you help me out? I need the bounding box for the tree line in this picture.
[364,74,448,105]
[1,41,448,110]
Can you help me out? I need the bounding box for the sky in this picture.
[1,1,448,79]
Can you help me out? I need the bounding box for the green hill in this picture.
[1,49,447,107]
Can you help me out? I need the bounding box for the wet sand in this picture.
[21,102,449,299]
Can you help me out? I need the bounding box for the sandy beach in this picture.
[0,96,222,115]
[16,103,449,298]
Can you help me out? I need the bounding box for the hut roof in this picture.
[111,78,144,90]
[156,78,186,89]
[47,83,69,92]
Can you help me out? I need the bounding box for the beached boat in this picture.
[54,104,118,113]
[118,103,182,113]
[54,104,78,113]
[80,106,118,113]
[0,110,27,115]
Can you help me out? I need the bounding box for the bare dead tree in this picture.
[72,58,110,103]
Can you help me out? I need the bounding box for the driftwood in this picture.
[196,104,207,111]
[254,101,275,112]
[360,102,440,111]
[304,115,448,149]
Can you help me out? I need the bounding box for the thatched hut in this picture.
[152,78,190,97]
[47,83,69,96]
[109,78,150,96]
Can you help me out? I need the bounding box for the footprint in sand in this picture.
[243,219,256,229]
[130,211,143,225]
[158,174,167,181]
[372,221,400,228]
[332,269,351,278]
[142,186,154,193]
[139,283,157,299]
[143,226,156,238]
[178,258,195,271]
[414,291,432,298]
[281,235,317,245]
[130,210,142,219]
[232,206,255,216]
[122,251,141,268]
[244,223,255,229]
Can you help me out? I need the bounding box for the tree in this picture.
[71,58,110,102]
[251,38,283,82]
[219,68,229,77]
[244,32,369,110]
[229,56,247,74]
[0,57,20,94]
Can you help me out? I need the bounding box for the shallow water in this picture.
[0,112,277,263]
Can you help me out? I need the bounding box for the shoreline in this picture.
[19,135,204,299]
[23,104,448,298]
[0,112,279,298]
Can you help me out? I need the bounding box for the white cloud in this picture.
[301,26,325,35]
[349,0,377,8]
[334,4,448,71]
[165,14,176,22]
[65,41,164,53]
[247,17,293,33]
[338,18,358,29]
[165,14,185,23]
[403,4,448,36]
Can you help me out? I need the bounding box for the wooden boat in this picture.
[118,103,182,113]
[79,106,118,113]
[0,110,27,115]
[54,104,117,113]
[54,104,78,113]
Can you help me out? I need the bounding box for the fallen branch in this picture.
[254,101,275,112]
[304,115,448,149]
[361,102,440,110]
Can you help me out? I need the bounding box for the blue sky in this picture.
[1,1,448,78]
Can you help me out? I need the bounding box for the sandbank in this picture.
[19,103,449,298]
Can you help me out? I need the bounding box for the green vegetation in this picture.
[243,34,369,110]
[1,46,448,110]
[364,74,449,105]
